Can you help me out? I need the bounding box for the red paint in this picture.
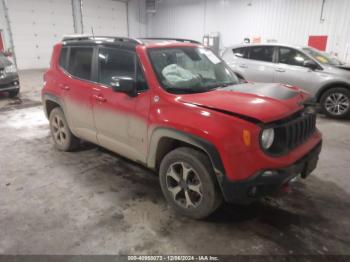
[42,42,322,182]
[282,183,291,193]
[308,35,328,51]
[178,87,307,123]
[0,31,4,52]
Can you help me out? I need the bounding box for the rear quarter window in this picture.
[59,47,68,70]
[67,47,93,80]
[232,47,248,58]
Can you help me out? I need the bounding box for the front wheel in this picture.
[320,87,350,119]
[159,147,222,219]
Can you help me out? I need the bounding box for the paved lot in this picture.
[0,70,350,255]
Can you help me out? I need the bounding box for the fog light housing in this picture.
[248,186,258,197]
[261,170,279,177]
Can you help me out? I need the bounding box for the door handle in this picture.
[59,84,70,91]
[239,64,247,68]
[275,68,286,72]
[93,94,106,102]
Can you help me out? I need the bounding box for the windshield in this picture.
[302,47,344,66]
[148,47,238,94]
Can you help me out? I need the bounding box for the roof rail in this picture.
[139,38,202,44]
[62,34,91,41]
[62,35,143,44]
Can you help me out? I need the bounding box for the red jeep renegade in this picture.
[42,36,322,219]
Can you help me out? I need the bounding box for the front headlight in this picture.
[4,65,17,74]
[261,128,275,149]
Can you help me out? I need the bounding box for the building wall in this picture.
[2,0,350,69]
[6,0,75,69]
[147,0,350,63]
[0,0,11,52]
[82,0,127,36]
[147,0,206,42]
[128,0,147,38]
[0,0,135,69]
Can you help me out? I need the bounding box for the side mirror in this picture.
[110,76,136,96]
[303,60,318,70]
[235,74,247,84]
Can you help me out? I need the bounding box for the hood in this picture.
[179,82,309,123]
[335,64,350,72]
[321,65,350,81]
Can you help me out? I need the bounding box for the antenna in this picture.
[91,27,95,39]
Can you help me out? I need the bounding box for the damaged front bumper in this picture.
[220,141,322,204]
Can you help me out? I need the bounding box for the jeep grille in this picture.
[284,113,317,150]
[263,110,317,155]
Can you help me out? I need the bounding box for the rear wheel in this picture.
[49,107,80,151]
[320,87,350,119]
[159,147,222,219]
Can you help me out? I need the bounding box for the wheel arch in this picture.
[42,93,64,119]
[147,127,226,179]
[316,82,350,102]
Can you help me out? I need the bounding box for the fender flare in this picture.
[42,93,65,118]
[147,127,226,178]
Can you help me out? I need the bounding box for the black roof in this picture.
[139,38,201,44]
[62,36,140,50]
[62,35,201,50]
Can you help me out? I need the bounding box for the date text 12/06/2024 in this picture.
[127,256,219,261]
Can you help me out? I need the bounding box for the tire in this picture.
[159,147,222,219]
[320,87,350,119]
[8,89,19,98]
[49,107,80,151]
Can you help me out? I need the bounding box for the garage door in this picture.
[7,0,74,69]
[82,0,127,37]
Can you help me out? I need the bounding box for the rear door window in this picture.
[59,47,68,70]
[232,47,248,58]
[249,46,274,62]
[67,47,93,80]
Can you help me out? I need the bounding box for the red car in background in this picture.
[42,36,322,219]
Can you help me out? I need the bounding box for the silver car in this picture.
[222,43,350,119]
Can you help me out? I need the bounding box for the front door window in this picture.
[278,47,309,67]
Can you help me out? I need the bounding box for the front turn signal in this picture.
[243,129,251,147]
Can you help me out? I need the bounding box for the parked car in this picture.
[0,52,20,98]
[222,43,350,119]
[42,36,322,219]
